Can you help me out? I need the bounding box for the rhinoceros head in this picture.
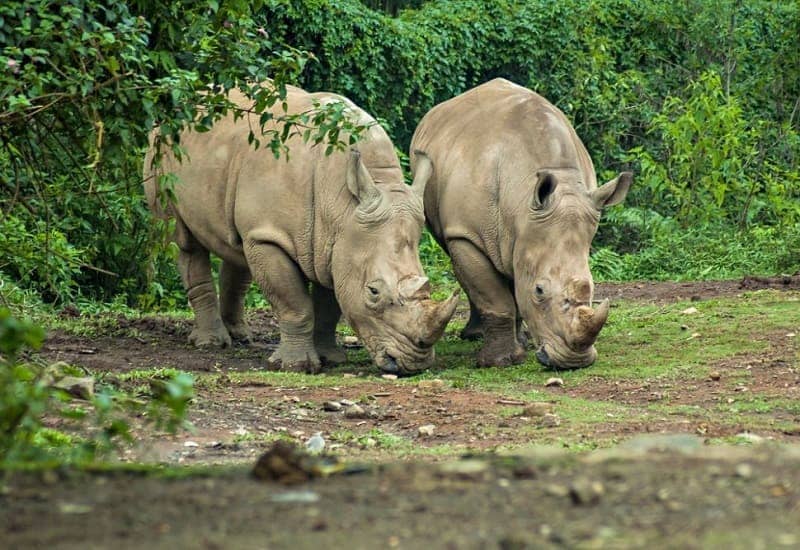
[514,169,632,369]
[332,151,459,375]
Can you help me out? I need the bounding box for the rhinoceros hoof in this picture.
[224,323,252,344]
[459,325,484,341]
[476,344,527,368]
[268,349,322,374]
[317,346,347,366]
[189,328,232,349]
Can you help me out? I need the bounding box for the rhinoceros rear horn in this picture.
[346,149,382,206]
[411,150,433,201]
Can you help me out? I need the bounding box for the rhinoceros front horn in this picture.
[420,290,460,346]
[571,298,610,348]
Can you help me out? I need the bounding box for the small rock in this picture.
[541,413,561,428]
[381,374,398,380]
[344,404,368,419]
[322,401,342,412]
[340,399,356,407]
[342,336,360,345]
[183,441,199,448]
[787,332,796,338]
[270,490,320,503]
[418,424,436,437]
[438,459,489,479]
[342,373,357,378]
[569,478,604,505]
[522,402,554,417]
[544,483,570,497]
[735,463,753,478]
[417,379,445,390]
[52,376,95,400]
[681,306,699,315]
[545,377,564,388]
[305,432,325,454]
[709,371,721,381]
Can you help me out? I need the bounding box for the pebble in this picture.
[545,377,564,388]
[522,402,554,417]
[541,413,561,427]
[183,441,199,448]
[382,374,398,380]
[340,399,356,407]
[418,379,445,389]
[681,306,699,315]
[323,401,342,412]
[344,404,368,419]
[342,336,360,345]
[52,376,95,400]
[709,371,721,381]
[418,424,436,437]
[545,483,570,497]
[270,490,320,503]
[569,478,605,505]
[735,463,753,478]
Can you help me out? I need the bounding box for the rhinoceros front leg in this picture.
[447,238,526,367]
[177,235,232,348]
[244,241,320,373]
[462,298,529,348]
[219,261,253,343]
[311,284,347,365]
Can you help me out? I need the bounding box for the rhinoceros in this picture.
[410,78,631,369]
[144,84,458,375]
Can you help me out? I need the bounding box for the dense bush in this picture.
[1,0,798,307]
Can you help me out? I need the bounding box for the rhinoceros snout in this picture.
[536,343,597,370]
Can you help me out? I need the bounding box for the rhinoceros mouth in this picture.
[372,340,433,376]
[536,343,597,370]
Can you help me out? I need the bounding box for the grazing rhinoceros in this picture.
[144,85,458,375]
[410,78,632,369]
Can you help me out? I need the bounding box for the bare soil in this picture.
[3,276,800,549]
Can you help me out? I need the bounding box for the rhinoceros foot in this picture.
[224,322,252,344]
[476,342,527,368]
[459,324,484,341]
[316,344,347,366]
[268,346,322,374]
[189,325,232,348]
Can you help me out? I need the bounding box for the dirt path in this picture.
[3,277,799,548]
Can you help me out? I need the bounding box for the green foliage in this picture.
[0,308,194,465]
[1,0,799,305]
[1,1,367,305]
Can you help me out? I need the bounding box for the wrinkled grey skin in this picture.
[411,78,632,369]
[144,85,457,375]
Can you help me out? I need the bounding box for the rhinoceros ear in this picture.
[592,172,633,209]
[410,150,433,201]
[531,170,558,210]
[346,149,382,205]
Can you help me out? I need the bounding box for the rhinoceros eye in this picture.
[368,286,380,296]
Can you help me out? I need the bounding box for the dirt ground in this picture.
[3,276,800,549]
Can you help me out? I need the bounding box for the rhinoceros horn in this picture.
[411,151,433,201]
[346,149,382,206]
[419,290,460,346]
[571,298,610,348]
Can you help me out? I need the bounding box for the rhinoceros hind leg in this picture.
[177,225,231,348]
[447,238,526,367]
[311,284,347,365]
[219,261,253,343]
[245,241,320,373]
[459,299,484,340]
